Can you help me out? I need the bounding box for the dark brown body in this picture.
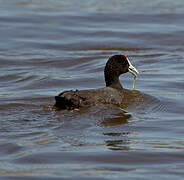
[55,87,124,110]
[54,55,138,110]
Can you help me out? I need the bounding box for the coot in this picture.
[54,54,139,109]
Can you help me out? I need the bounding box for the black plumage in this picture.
[54,54,138,110]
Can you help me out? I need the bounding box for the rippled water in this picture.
[0,1,184,180]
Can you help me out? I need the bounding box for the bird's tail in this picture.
[54,96,74,110]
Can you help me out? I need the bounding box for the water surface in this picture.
[0,1,184,180]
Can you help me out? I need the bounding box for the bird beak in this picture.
[127,58,139,77]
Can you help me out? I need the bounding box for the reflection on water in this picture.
[100,112,131,127]
[106,140,131,151]
[0,0,184,179]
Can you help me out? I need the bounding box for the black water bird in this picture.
[54,54,139,109]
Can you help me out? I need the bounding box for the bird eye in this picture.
[121,54,127,64]
[123,54,127,58]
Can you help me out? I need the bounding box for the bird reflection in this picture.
[100,112,131,127]
[105,139,131,151]
[100,111,133,150]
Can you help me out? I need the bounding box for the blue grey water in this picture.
[0,0,184,180]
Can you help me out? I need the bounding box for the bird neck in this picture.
[105,71,123,90]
